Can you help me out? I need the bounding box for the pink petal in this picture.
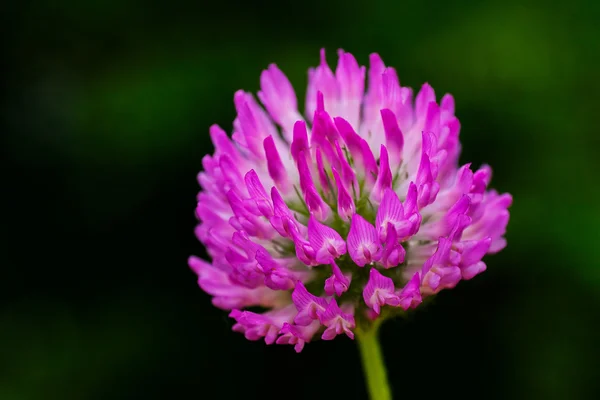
[375,188,404,242]
[307,216,347,264]
[379,223,406,269]
[380,109,404,169]
[371,145,393,204]
[258,64,299,135]
[324,260,351,296]
[306,49,338,121]
[397,273,423,310]
[363,268,399,315]
[347,214,382,267]
[244,170,273,218]
[318,299,355,340]
[332,168,355,221]
[292,281,329,326]
[263,136,290,194]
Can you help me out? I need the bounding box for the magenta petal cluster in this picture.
[190,49,512,352]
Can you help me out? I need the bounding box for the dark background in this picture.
[3,0,600,399]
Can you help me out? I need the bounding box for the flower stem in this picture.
[356,322,392,400]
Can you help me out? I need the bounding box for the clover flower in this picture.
[189,49,511,399]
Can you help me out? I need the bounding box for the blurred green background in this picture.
[3,0,599,399]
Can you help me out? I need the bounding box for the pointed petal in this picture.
[334,140,358,193]
[306,49,338,121]
[371,145,393,204]
[189,256,281,310]
[363,53,386,126]
[381,67,401,110]
[347,214,382,267]
[307,216,347,263]
[363,268,399,314]
[263,135,291,194]
[332,167,355,221]
[318,299,355,340]
[245,170,273,218]
[416,132,441,208]
[335,49,365,127]
[324,260,351,296]
[380,109,404,169]
[291,120,310,164]
[334,117,378,185]
[255,247,295,290]
[424,101,441,134]
[209,124,241,165]
[458,237,492,267]
[233,91,277,159]
[312,101,341,144]
[397,273,422,310]
[276,322,320,353]
[375,188,404,242]
[297,150,331,221]
[291,281,329,325]
[380,223,406,269]
[269,187,301,238]
[440,93,455,114]
[403,182,419,216]
[315,146,332,195]
[415,83,436,119]
[258,63,300,136]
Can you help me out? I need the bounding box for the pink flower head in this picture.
[190,49,512,351]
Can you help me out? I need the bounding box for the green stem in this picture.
[356,323,392,400]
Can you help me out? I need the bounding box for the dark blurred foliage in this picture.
[2,0,600,399]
